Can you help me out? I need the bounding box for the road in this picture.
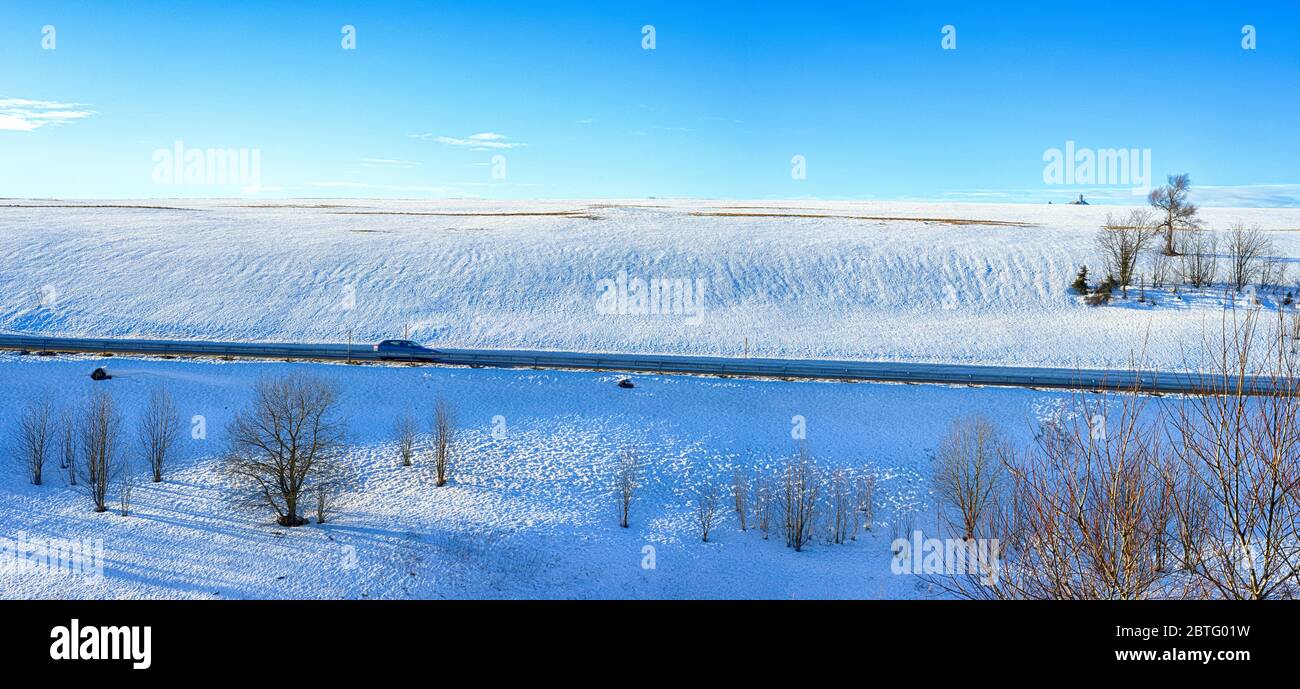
[0,333,1276,395]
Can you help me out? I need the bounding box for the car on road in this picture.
[372,339,438,360]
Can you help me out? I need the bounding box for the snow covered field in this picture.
[1,199,1292,600]
[4,199,1300,370]
[0,352,1088,599]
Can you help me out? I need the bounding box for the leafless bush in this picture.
[138,387,179,483]
[752,474,773,539]
[431,399,455,487]
[779,446,820,552]
[118,455,135,517]
[311,457,355,525]
[1225,223,1272,292]
[15,398,53,485]
[1170,310,1300,598]
[1259,256,1285,293]
[1179,227,1218,288]
[732,468,750,531]
[944,391,1171,600]
[1149,250,1172,289]
[827,468,854,544]
[856,473,875,533]
[694,474,724,542]
[80,389,123,513]
[224,374,347,527]
[59,408,77,486]
[1097,210,1156,297]
[394,414,417,467]
[1165,458,1211,573]
[615,449,639,528]
[932,416,1007,541]
[889,508,917,552]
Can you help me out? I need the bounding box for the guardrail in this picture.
[0,333,1281,396]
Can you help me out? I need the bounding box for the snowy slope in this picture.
[0,352,1085,600]
[3,199,1299,369]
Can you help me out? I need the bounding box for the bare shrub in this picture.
[856,472,876,533]
[311,458,354,525]
[1149,250,1172,289]
[59,408,77,486]
[1179,227,1218,288]
[1225,223,1271,293]
[615,449,639,528]
[752,473,773,539]
[779,446,820,552]
[118,455,135,517]
[224,374,347,527]
[1165,458,1211,573]
[431,398,455,487]
[694,474,724,542]
[932,416,1007,541]
[732,468,750,531]
[394,414,417,467]
[138,387,180,483]
[827,467,854,544]
[80,389,123,513]
[1097,210,1156,297]
[15,397,53,485]
[985,392,1169,600]
[889,508,917,552]
[1170,311,1300,598]
[1259,255,1285,293]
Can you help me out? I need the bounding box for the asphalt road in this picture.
[0,333,1274,395]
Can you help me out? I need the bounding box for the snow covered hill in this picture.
[3,199,1299,369]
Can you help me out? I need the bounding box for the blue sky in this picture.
[2,1,1298,205]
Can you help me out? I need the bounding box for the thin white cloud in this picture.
[0,98,95,131]
[360,157,420,169]
[410,131,527,150]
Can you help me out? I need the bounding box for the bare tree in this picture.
[15,398,53,485]
[932,416,1007,541]
[953,390,1171,600]
[80,389,123,513]
[779,446,820,552]
[1148,173,1200,256]
[856,472,876,533]
[1179,227,1218,288]
[59,407,77,486]
[827,467,854,544]
[615,449,639,528]
[311,457,354,525]
[1096,210,1156,297]
[1259,256,1285,294]
[394,414,417,467]
[694,475,724,542]
[1149,250,1172,289]
[752,473,773,539]
[224,374,347,527]
[1225,223,1272,292]
[118,455,135,517]
[1170,310,1300,599]
[1164,456,1211,574]
[732,468,750,531]
[431,398,455,487]
[138,387,180,482]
